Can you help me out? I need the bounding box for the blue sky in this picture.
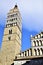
[0,0,43,51]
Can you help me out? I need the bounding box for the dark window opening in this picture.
[19,53,21,57]
[34,41,36,46]
[37,40,39,46]
[30,48,32,56]
[23,52,24,57]
[9,29,12,34]
[12,19,13,21]
[8,36,11,40]
[34,49,37,56]
[40,40,42,46]
[41,48,43,54]
[28,50,29,56]
[25,51,26,56]
[15,56,17,59]
[37,49,40,55]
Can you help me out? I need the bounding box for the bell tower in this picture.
[2,5,22,65]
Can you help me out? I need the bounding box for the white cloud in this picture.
[0,0,43,31]
[19,0,43,32]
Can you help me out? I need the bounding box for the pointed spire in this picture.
[14,3,18,9]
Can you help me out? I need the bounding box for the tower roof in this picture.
[14,4,18,8]
[14,4,18,9]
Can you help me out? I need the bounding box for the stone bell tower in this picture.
[1,5,22,65]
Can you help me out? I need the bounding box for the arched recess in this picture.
[37,48,40,56]
[40,48,43,55]
[39,40,42,46]
[34,49,37,56]
[33,41,36,46]
[42,40,43,46]
[25,51,27,56]
[36,40,39,46]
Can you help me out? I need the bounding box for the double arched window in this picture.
[9,29,12,34]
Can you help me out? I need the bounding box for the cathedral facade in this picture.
[14,32,43,65]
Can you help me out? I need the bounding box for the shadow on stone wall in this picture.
[22,58,43,65]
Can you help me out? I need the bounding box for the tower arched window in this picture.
[9,29,12,34]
